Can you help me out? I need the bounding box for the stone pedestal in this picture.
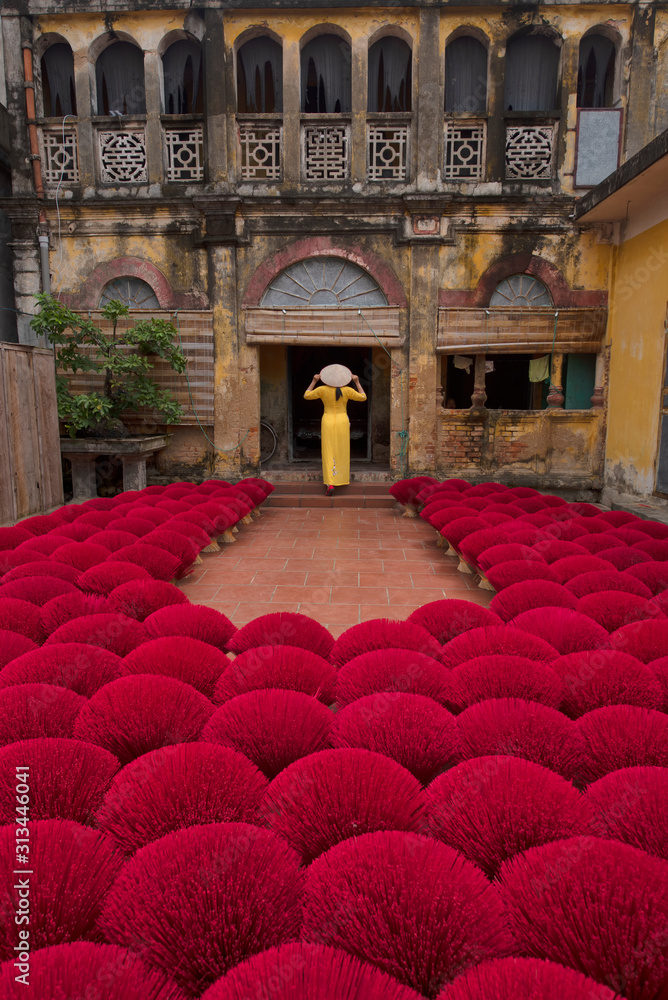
[60,435,171,501]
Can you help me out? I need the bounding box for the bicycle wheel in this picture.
[260,420,278,463]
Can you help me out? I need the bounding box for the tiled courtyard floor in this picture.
[179,507,492,638]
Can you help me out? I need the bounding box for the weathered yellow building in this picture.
[1,0,666,500]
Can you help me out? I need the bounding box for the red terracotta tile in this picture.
[231,602,301,619]
[284,558,335,572]
[330,586,388,604]
[273,585,330,603]
[334,559,385,572]
[301,603,360,624]
[179,584,226,601]
[358,604,408,622]
[216,585,278,603]
[388,588,449,605]
[308,571,360,587]
[252,570,307,587]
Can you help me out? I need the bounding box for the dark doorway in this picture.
[288,346,372,462]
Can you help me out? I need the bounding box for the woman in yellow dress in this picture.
[304,365,367,496]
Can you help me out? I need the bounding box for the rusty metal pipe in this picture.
[22,44,44,198]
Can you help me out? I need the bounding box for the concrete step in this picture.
[266,481,396,509]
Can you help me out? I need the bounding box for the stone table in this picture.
[60,435,171,501]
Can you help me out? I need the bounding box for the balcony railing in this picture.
[301,117,351,181]
[505,120,557,180]
[38,123,79,185]
[444,118,486,181]
[164,121,204,182]
[238,118,282,181]
[96,123,148,184]
[366,117,410,181]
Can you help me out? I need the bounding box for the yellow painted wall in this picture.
[605,219,668,495]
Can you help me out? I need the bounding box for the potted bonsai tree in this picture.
[30,293,187,438]
[30,293,188,499]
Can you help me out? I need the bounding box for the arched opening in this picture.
[577,34,615,107]
[258,257,390,467]
[368,37,412,112]
[444,36,487,113]
[301,35,351,114]
[163,39,203,114]
[96,41,146,116]
[504,33,561,112]
[237,36,283,113]
[99,277,160,309]
[41,42,77,117]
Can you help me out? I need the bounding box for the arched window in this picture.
[260,257,387,307]
[163,40,203,115]
[368,37,411,112]
[237,37,283,113]
[96,41,146,116]
[444,36,487,113]
[504,34,560,112]
[100,277,159,309]
[578,34,615,108]
[301,35,351,114]
[41,43,77,117]
[490,274,553,307]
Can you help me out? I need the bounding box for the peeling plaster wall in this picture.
[604,217,668,498]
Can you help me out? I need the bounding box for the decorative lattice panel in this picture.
[239,124,282,180]
[505,125,555,180]
[303,125,349,181]
[443,120,486,180]
[40,127,79,185]
[164,126,204,182]
[98,129,148,184]
[366,123,409,181]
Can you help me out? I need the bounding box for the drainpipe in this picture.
[38,217,50,294]
[22,43,44,199]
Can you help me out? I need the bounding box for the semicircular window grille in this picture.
[260,257,388,308]
[489,273,552,307]
[99,277,160,309]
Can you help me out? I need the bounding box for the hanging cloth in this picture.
[163,41,202,115]
[238,37,282,113]
[453,355,473,373]
[367,38,411,112]
[42,44,76,117]
[301,35,351,113]
[96,42,146,115]
[504,35,559,112]
[529,355,551,382]
[444,37,487,113]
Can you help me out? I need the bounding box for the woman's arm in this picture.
[349,374,367,400]
[304,373,323,400]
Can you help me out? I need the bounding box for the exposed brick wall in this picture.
[439,415,485,468]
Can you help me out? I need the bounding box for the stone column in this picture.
[350,36,367,184]
[282,39,301,188]
[210,244,242,476]
[626,3,657,158]
[471,354,488,409]
[143,50,163,186]
[486,42,506,183]
[415,10,441,190]
[591,352,605,407]
[73,48,95,190]
[205,10,227,186]
[547,353,565,408]
[407,244,440,472]
[67,455,97,501]
[122,455,148,492]
[10,238,42,345]
[3,18,32,197]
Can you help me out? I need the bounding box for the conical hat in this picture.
[320,364,352,388]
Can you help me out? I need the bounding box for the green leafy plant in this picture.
[31,294,187,438]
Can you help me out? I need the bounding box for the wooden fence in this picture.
[0,343,63,524]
